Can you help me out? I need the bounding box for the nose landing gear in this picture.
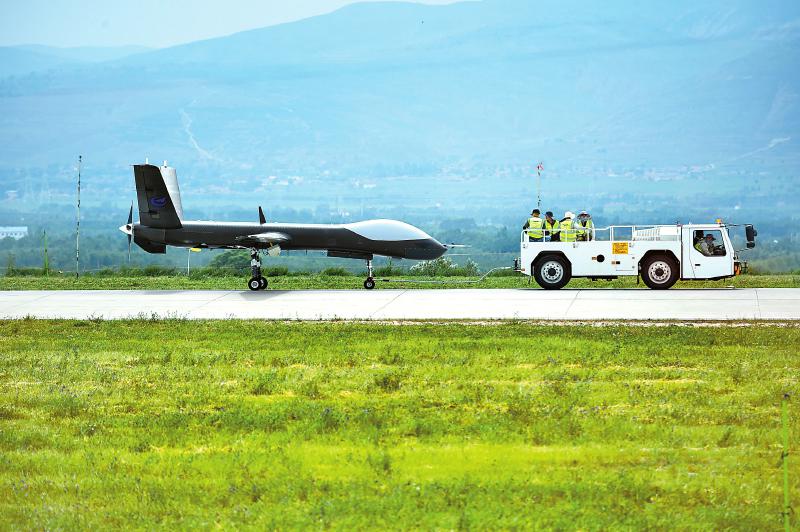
[364,259,375,290]
[248,248,268,291]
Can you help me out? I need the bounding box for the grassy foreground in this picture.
[1,321,798,529]
[1,273,799,290]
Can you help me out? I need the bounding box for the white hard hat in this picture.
[579,210,588,215]
[564,211,574,218]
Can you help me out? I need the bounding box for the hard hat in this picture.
[564,211,574,218]
[580,210,588,215]
[545,211,553,217]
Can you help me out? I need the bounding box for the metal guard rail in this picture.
[520,224,684,243]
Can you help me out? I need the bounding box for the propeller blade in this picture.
[127,202,133,262]
[258,206,266,224]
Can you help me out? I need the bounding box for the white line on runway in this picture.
[369,290,409,320]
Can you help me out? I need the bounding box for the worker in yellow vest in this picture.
[695,233,715,256]
[544,211,560,241]
[560,211,577,242]
[576,210,594,241]
[523,209,545,242]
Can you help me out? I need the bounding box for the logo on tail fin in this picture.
[150,196,168,209]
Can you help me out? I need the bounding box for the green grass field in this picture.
[1,273,799,290]
[1,321,797,529]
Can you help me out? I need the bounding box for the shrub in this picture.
[208,250,249,271]
[188,267,228,278]
[743,264,764,275]
[5,267,47,277]
[374,259,406,276]
[410,257,481,277]
[484,267,517,277]
[452,259,480,277]
[264,266,289,276]
[320,267,352,277]
[410,257,456,276]
[117,266,145,277]
[143,265,178,277]
[4,254,15,276]
[187,265,291,279]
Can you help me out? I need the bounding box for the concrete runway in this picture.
[1,288,798,320]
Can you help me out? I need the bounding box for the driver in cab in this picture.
[695,233,720,256]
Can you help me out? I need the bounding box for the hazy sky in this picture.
[0,0,462,48]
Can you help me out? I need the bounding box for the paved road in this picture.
[1,288,798,320]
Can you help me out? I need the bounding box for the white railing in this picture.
[520,224,682,243]
[630,225,680,241]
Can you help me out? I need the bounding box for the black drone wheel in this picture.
[363,278,376,290]
[258,277,268,290]
[248,277,261,291]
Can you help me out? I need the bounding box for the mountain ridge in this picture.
[0,0,797,198]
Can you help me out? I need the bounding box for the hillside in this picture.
[0,0,798,255]
[0,44,150,78]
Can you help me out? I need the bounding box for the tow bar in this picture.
[377,266,514,286]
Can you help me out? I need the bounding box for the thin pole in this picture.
[783,393,791,532]
[43,229,48,276]
[536,162,543,210]
[187,249,191,275]
[75,155,81,278]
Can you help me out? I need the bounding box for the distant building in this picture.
[0,227,28,240]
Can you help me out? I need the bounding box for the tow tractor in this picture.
[515,222,757,289]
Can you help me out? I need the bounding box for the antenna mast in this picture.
[75,155,81,278]
[536,162,544,209]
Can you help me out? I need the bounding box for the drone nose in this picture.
[421,238,447,259]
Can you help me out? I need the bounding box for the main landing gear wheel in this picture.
[533,255,571,290]
[247,248,268,291]
[641,254,679,290]
[363,258,376,290]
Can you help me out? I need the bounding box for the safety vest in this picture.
[560,218,576,242]
[545,219,560,239]
[527,217,544,239]
[695,241,709,254]
[577,219,594,238]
